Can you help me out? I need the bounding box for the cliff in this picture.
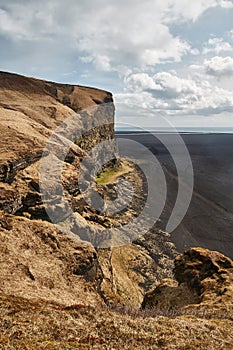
[0,72,232,349]
[0,71,176,308]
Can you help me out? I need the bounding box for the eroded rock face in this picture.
[0,71,177,307]
[0,71,115,305]
[0,71,114,219]
[174,247,233,303]
[142,247,233,311]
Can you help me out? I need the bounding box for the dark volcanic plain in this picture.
[116,132,233,259]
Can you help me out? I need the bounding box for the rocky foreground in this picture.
[0,246,232,349]
[0,72,233,349]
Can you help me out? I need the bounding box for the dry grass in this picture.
[0,293,232,350]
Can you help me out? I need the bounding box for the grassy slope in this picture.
[0,293,232,350]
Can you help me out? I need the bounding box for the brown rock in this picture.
[0,210,12,230]
[142,247,233,311]
[174,247,233,303]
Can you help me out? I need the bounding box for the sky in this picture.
[0,0,233,129]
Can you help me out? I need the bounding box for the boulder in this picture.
[142,247,233,310]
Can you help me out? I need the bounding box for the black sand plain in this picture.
[116,132,233,259]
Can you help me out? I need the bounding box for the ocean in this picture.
[115,127,233,134]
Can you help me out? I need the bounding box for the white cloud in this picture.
[0,8,27,40]
[125,72,199,98]
[0,5,55,41]
[117,71,233,116]
[203,38,233,54]
[0,0,229,74]
[76,13,192,71]
[217,0,233,8]
[162,0,217,23]
[80,55,111,72]
[124,73,162,91]
[162,0,233,23]
[204,56,233,76]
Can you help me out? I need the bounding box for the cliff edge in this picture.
[0,72,176,309]
[1,72,232,349]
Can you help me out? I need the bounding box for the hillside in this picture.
[0,72,232,349]
[1,247,232,350]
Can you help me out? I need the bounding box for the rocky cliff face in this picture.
[0,71,176,310]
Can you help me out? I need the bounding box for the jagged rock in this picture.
[174,247,233,304]
[142,247,233,311]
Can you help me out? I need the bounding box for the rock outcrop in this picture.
[142,247,233,319]
[174,247,233,303]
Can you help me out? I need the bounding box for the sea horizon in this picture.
[115,126,233,134]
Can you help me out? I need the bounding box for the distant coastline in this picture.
[115,127,233,134]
